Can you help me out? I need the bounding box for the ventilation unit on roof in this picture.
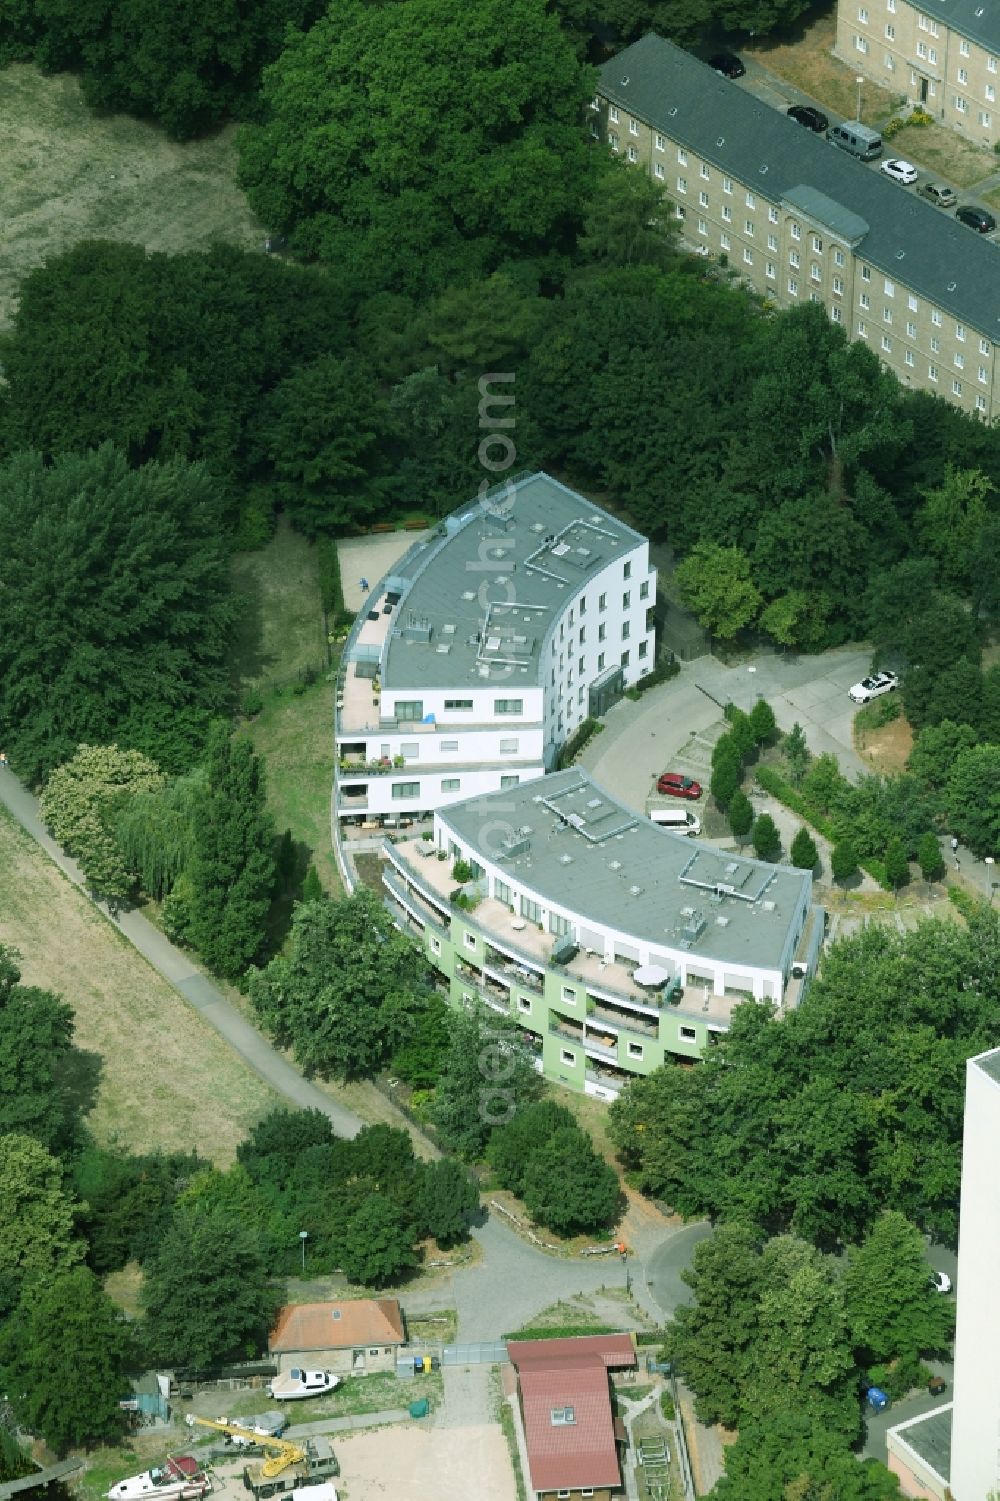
[680,906,694,918]
[762,900,776,912]
[559,854,573,865]
[682,910,706,942]
[716,916,730,927]
[948,281,957,291]
[621,75,629,84]
[629,884,643,896]
[608,859,623,871]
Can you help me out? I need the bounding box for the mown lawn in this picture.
[746,9,899,127]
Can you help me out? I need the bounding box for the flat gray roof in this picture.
[599,34,1000,337]
[916,0,1000,54]
[889,1404,952,1483]
[973,1046,1000,1086]
[378,474,644,692]
[441,769,812,970]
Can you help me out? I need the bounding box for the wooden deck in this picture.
[0,1460,83,1500]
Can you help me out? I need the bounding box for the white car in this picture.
[929,1270,953,1294]
[849,670,899,703]
[881,158,918,185]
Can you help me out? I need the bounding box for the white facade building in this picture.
[886,1047,1000,1501]
[335,474,655,823]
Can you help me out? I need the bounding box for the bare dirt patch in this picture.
[0,807,275,1163]
[746,10,899,126]
[334,1422,516,1501]
[854,714,914,773]
[0,63,262,332]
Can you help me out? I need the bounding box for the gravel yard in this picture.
[333,1423,515,1501]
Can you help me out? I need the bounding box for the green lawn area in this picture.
[213,1369,441,1425]
[231,520,343,896]
[746,10,899,129]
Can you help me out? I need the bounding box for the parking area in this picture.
[332,1422,515,1501]
[579,647,874,814]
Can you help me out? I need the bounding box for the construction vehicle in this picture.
[184,1416,306,1478]
[242,1437,340,1501]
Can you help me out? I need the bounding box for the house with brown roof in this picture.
[506,1334,636,1501]
[269,1298,406,1376]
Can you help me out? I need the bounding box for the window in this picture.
[931,308,942,326]
[885,23,895,38]
[766,260,776,280]
[599,592,607,611]
[887,0,895,9]
[518,996,531,1013]
[908,293,918,312]
[789,249,800,268]
[597,652,605,670]
[429,935,441,956]
[608,105,619,122]
[621,649,630,667]
[956,323,966,341]
[917,12,927,28]
[960,38,970,56]
[395,700,424,721]
[991,56,999,74]
[499,737,519,754]
[629,117,639,135]
[767,233,778,251]
[676,175,687,193]
[701,163,710,179]
[855,34,869,52]
[745,219,755,236]
[977,394,988,412]
[608,133,619,151]
[858,319,868,337]
[441,778,461,792]
[500,774,520,790]
[723,175,733,194]
[980,110,993,127]
[654,162,665,180]
[494,698,522,714]
[861,265,871,282]
[494,878,510,904]
[790,222,801,240]
[697,216,707,235]
[860,292,870,310]
[955,95,968,113]
[953,378,963,396]
[884,278,894,296]
[391,781,419,798]
[811,263,821,283]
[520,897,540,923]
[958,68,968,86]
[831,305,843,324]
[746,190,756,208]
[439,739,459,753]
[640,579,650,599]
[881,334,892,352]
[929,364,939,382]
[833,276,844,296]
[627,1042,644,1059]
[638,639,649,657]
[561,985,576,1003]
[979,366,989,384]
[621,621,631,640]
[917,41,927,58]
[559,1050,575,1067]
[699,189,709,207]
[720,232,731,251]
[955,353,965,370]
[721,204,731,222]
[463,932,476,951]
[743,247,754,265]
[444,699,472,712]
[812,235,823,253]
[858,4,868,19]
[768,206,779,224]
[676,144,686,162]
[680,1025,698,1041]
[904,349,914,367]
[906,320,916,338]
[627,145,637,162]
[883,306,892,324]
[931,337,940,354]
[622,590,631,608]
[834,248,845,267]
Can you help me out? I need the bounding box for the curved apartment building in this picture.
[335,474,656,823]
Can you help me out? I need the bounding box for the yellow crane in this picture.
[184,1416,306,1477]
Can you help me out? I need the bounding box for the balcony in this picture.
[383,865,450,930]
[588,999,659,1039]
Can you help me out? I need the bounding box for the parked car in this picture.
[709,51,745,78]
[787,104,828,132]
[848,670,899,704]
[880,158,919,185]
[956,205,997,233]
[656,772,703,799]
[929,1270,953,1294]
[916,180,957,208]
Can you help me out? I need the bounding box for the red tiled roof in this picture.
[508,1335,636,1494]
[269,1299,405,1353]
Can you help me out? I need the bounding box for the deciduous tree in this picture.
[431,1002,541,1160]
[711,1408,899,1501]
[917,832,945,882]
[945,745,1000,857]
[674,543,762,640]
[40,745,165,905]
[338,1195,419,1287]
[0,948,80,1154]
[418,1158,480,1247]
[790,827,818,871]
[728,790,753,840]
[830,838,859,884]
[0,1135,83,1311]
[843,1212,953,1368]
[522,1127,623,1236]
[751,813,780,862]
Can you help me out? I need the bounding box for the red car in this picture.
[657,772,702,799]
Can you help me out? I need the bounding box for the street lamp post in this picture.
[299,1230,308,1272]
[856,75,864,121]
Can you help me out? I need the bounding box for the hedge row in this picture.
[754,764,890,890]
[556,716,603,769]
[316,538,351,626]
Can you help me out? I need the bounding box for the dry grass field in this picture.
[746,10,899,127]
[0,807,275,1163]
[0,63,261,331]
[887,121,997,188]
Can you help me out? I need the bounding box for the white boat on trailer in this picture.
[266,1368,340,1401]
[108,1456,211,1501]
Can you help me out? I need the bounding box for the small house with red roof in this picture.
[506,1334,636,1501]
[269,1298,406,1376]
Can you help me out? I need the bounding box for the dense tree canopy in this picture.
[431,1002,542,1160]
[843,1212,952,1369]
[711,1409,900,1501]
[250,892,431,1078]
[0,446,233,784]
[40,744,166,905]
[610,914,1000,1248]
[0,1135,83,1312]
[238,0,597,295]
[0,948,81,1155]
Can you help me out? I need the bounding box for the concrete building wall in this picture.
[949,1052,1000,1501]
[836,0,1000,148]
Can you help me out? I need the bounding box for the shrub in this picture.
[452,858,473,883]
[557,717,602,769]
[711,759,741,809]
[240,689,264,718]
[728,789,753,838]
[830,838,859,884]
[790,827,818,871]
[625,658,679,699]
[316,538,350,626]
[660,1390,676,1421]
[751,813,781,862]
[884,837,910,889]
[917,831,945,882]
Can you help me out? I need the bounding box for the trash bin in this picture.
[866,1387,889,1413]
[408,1398,430,1419]
[928,1377,946,1396]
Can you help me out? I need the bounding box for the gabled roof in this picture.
[269,1299,405,1353]
[911,0,1000,55]
[508,1335,636,1494]
[598,33,1000,338]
